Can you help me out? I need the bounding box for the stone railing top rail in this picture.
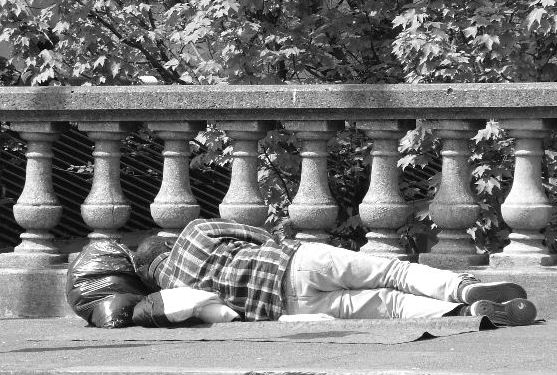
[2,83,557,122]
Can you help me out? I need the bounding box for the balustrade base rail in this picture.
[491,253,557,268]
[1,263,557,319]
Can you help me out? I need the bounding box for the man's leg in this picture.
[289,243,529,303]
[283,242,535,324]
[283,243,463,318]
[283,286,461,319]
[289,242,467,302]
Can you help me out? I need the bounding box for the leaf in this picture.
[93,55,107,69]
[397,154,417,170]
[31,67,55,85]
[475,177,501,195]
[467,227,477,241]
[138,3,151,12]
[411,199,432,221]
[471,121,501,143]
[463,26,477,39]
[393,9,417,29]
[53,21,70,34]
[109,61,121,78]
[39,49,54,64]
[179,72,194,83]
[164,58,180,70]
[123,4,141,16]
[527,7,547,30]
[474,34,500,51]
[473,164,491,177]
[226,0,240,13]
[280,47,304,58]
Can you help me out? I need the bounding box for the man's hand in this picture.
[133,287,232,327]
[195,302,240,323]
[278,313,336,322]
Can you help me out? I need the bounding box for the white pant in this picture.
[283,243,467,319]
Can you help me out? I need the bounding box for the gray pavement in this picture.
[1,317,556,375]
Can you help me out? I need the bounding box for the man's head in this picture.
[134,235,173,269]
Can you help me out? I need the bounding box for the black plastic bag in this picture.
[66,241,151,328]
[90,293,145,328]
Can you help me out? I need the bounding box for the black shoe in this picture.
[459,281,527,304]
[470,298,537,326]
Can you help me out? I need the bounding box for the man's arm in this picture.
[132,287,240,327]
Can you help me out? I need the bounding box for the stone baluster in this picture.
[419,120,487,269]
[217,121,274,226]
[147,121,205,238]
[357,120,414,260]
[491,119,557,267]
[2,122,68,266]
[78,122,137,243]
[282,121,344,243]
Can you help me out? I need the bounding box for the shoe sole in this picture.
[471,298,537,326]
[463,282,527,304]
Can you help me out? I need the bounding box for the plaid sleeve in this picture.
[171,218,274,254]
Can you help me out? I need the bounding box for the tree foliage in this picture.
[393,0,557,83]
[0,0,404,85]
[3,1,557,85]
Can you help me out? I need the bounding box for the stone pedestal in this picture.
[357,120,414,260]
[418,121,487,269]
[492,120,557,268]
[0,267,73,318]
[148,121,205,237]
[217,121,274,227]
[283,121,344,243]
[78,122,138,243]
[2,122,68,267]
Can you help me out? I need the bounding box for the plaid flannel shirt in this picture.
[153,219,300,321]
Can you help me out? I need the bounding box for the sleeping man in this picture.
[129,219,537,327]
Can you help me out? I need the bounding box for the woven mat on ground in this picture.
[11,316,496,345]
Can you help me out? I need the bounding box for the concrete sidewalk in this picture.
[1,317,556,375]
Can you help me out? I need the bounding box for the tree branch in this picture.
[262,146,293,203]
[75,0,182,84]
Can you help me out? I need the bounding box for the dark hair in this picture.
[134,235,173,269]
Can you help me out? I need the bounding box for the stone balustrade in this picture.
[2,84,557,272]
[358,120,414,260]
[148,121,205,237]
